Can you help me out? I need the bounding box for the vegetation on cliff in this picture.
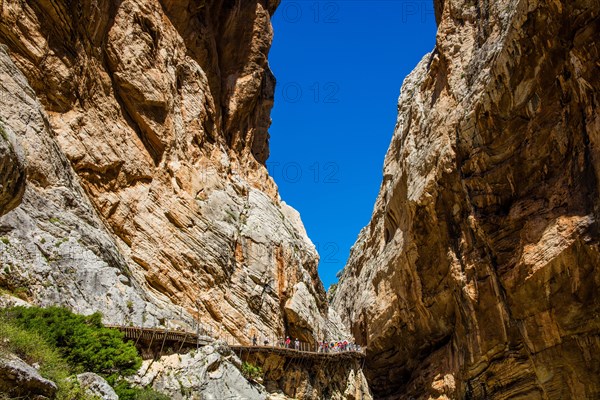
[0,306,167,399]
[241,361,263,382]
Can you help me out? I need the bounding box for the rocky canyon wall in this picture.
[333,0,600,398]
[0,0,336,348]
[0,93,26,217]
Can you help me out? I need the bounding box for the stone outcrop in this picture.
[0,353,58,398]
[333,0,600,398]
[76,372,119,400]
[247,351,372,400]
[133,339,372,400]
[131,342,268,400]
[0,0,332,344]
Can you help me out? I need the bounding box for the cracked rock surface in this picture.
[333,0,600,398]
[0,0,334,344]
[0,353,58,398]
[130,343,268,400]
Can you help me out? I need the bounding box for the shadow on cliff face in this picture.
[0,0,124,112]
[1,0,274,166]
[158,0,277,165]
[0,121,26,217]
[0,0,168,167]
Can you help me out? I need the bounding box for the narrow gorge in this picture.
[0,0,599,399]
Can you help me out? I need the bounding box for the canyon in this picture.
[1,0,599,399]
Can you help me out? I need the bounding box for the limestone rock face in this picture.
[333,0,600,398]
[131,343,268,400]
[0,0,331,343]
[0,86,26,217]
[250,351,372,400]
[0,45,176,325]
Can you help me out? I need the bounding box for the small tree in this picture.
[6,306,141,381]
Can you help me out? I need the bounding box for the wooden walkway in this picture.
[107,325,213,346]
[230,344,364,360]
[107,325,365,360]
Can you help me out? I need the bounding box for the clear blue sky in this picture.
[268,1,437,290]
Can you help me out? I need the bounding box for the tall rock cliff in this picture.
[333,0,599,398]
[0,0,334,347]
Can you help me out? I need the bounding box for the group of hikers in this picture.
[316,339,361,353]
[251,334,361,353]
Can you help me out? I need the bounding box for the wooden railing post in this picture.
[159,327,168,356]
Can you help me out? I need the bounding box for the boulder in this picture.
[0,354,57,398]
[77,372,119,400]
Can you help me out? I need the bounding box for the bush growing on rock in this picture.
[0,315,97,399]
[241,361,263,381]
[2,306,171,399]
[113,382,171,400]
[5,306,142,380]
[0,307,176,400]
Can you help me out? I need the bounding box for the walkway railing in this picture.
[107,325,366,359]
[230,343,365,359]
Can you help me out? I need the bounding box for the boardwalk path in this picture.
[107,325,365,360]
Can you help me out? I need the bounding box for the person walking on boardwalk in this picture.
[285,336,291,348]
[252,335,257,346]
[294,338,300,350]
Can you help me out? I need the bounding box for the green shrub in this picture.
[134,388,171,400]
[241,361,262,381]
[5,306,141,381]
[0,317,97,399]
[1,306,167,398]
[0,316,68,382]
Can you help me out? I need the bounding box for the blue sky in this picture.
[268,1,437,289]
